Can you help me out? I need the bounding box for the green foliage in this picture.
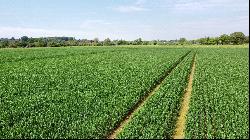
[118,53,193,139]
[133,38,143,45]
[20,36,29,42]
[219,34,231,45]
[0,31,248,48]
[0,47,189,138]
[230,32,246,45]
[0,46,248,139]
[103,38,112,46]
[244,36,249,43]
[186,48,249,139]
[179,38,187,45]
[0,40,9,48]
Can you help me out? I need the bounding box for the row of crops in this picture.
[0,47,131,63]
[0,47,190,138]
[117,52,194,139]
[186,48,249,139]
[0,46,248,139]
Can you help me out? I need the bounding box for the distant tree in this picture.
[142,41,149,45]
[219,34,230,45]
[21,36,29,42]
[115,39,128,45]
[68,39,79,46]
[28,37,36,44]
[230,32,245,45]
[19,36,29,47]
[206,37,211,45]
[179,38,187,45]
[189,40,196,44]
[35,39,47,47]
[197,38,206,45]
[138,38,143,45]
[0,40,9,48]
[155,40,167,45]
[207,37,218,45]
[133,38,143,45]
[151,40,157,45]
[168,39,178,45]
[103,38,112,46]
[244,36,249,44]
[48,40,60,47]
[93,38,100,46]
[161,40,167,45]
[214,37,220,45]
[8,41,19,48]
[113,39,127,46]
[1,32,249,49]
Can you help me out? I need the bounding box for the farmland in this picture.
[117,52,194,139]
[185,48,249,139]
[0,46,248,139]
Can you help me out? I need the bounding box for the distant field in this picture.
[0,45,248,139]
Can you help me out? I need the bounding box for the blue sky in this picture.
[0,0,249,40]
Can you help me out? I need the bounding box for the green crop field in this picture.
[0,46,248,139]
[185,48,249,139]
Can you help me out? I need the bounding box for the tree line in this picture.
[0,32,248,48]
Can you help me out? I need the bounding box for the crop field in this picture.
[185,48,249,139]
[0,46,248,139]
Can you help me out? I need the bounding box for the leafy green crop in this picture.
[0,47,129,63]
[186,48,249,139]
[1,46,248,139]
[0,47,190,138]
[117,52,194,139]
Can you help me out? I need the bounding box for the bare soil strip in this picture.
[107,51,191,139]
[173,54,196,139]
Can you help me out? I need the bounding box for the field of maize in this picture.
[0,46,248,139]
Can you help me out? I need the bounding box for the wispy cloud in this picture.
[80,20,112,29]
[114,6,148,13]
[135,0,147,6]
[172,0,249,12]
[0,0,248,40]
[167,16,249,39]
[113,0,149,13]
[0,26,83,39]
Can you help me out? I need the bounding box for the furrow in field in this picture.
[173,53,196,139]
[107,51,191,139]
[116,50,193,139]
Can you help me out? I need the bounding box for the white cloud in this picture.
[78,20,155,40]
[135,0,147,6]
[1,14,248,41]
[164,16,249,39]
[0,21,153,40]
[114,6,148,13]
[0,26,83,39]
[172,0,249,12]
[0,0,248,41]
[113,0,149,13]
[80,20,112,29]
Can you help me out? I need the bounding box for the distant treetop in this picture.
[0,32,248,48]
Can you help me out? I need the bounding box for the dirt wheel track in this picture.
[107,51,191,139]
[173,53,196,139]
